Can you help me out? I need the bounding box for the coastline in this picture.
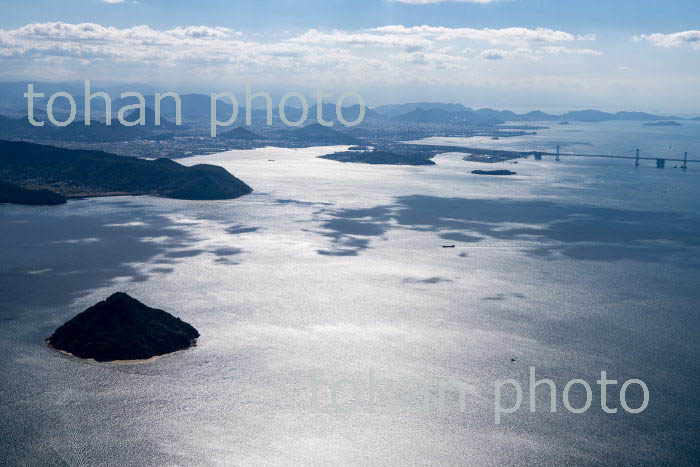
[44,338,197,365]
[62,191,136,199]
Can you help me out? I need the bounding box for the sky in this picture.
[0,0,699,113]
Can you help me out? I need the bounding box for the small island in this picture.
[47,292,199,362]
[0,180,67,205]
[643,121,682,127]
[471,169,517,176]
[320,150,435,166]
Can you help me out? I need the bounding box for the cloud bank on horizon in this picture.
[0,22,605,82]
[1,0,699,112]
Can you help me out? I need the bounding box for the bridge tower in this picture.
[555,145,560,161]
[682,152,688,169]
[635,149,640,167]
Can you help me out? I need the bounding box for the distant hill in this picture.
[287,123,360,145]
[0,114,153,141]
[393,108,456,124]
[53,120,151,142]
[219,126,264,140]
[374,102,472,118]
[520,110,557,121]
[308,103,383,122]
[0,114,29,138]
[471,108,516,122]
[113,93,233,123]
[391,106,507,125]
[614,111,676,121]
[250,104,382,126]
[0,180,66,205]
[0,113,66,139]
[0,140,252,200]
[558,110,613,122]
[123,107,178,129]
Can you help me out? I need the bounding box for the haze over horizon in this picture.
[0,0,698,114]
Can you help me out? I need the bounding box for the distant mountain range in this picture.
[3,85,695,127]
[5,91,383,125]
[0,109,176,141]
[373,102,471,118]
[374,104,692,125]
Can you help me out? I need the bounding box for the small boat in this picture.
[442,245,456,248]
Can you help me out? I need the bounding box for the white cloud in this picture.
[168,26,236,39]
[287,28,431,49]
[480,46,601,60]
[7,22,236,43]
[634,30,700,49]
[480,48,520,60]
[103,0,125,3]
[371,25,579,45]
[539,46,602,56]
[0,21,603,89]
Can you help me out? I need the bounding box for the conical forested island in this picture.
[47,292,199,362]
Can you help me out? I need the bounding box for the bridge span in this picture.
[535,146,699,168]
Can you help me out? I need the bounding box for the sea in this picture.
[1,120,699,466]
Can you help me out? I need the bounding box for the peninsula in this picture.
[0,180,67,205]
[0,140,252,200]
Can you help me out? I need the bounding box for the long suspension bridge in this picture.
[534,146,699,168]
[402,142,700,168]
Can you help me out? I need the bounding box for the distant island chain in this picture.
[23,81,366,136]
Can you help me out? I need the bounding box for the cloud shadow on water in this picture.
[226,225,261,235]
[312,195,700,267]
[403,276,453,285]
[0,204,250,313]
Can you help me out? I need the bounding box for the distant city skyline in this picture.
[0,0,699,113]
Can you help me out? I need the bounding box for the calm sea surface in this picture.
[1,121,699,465]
